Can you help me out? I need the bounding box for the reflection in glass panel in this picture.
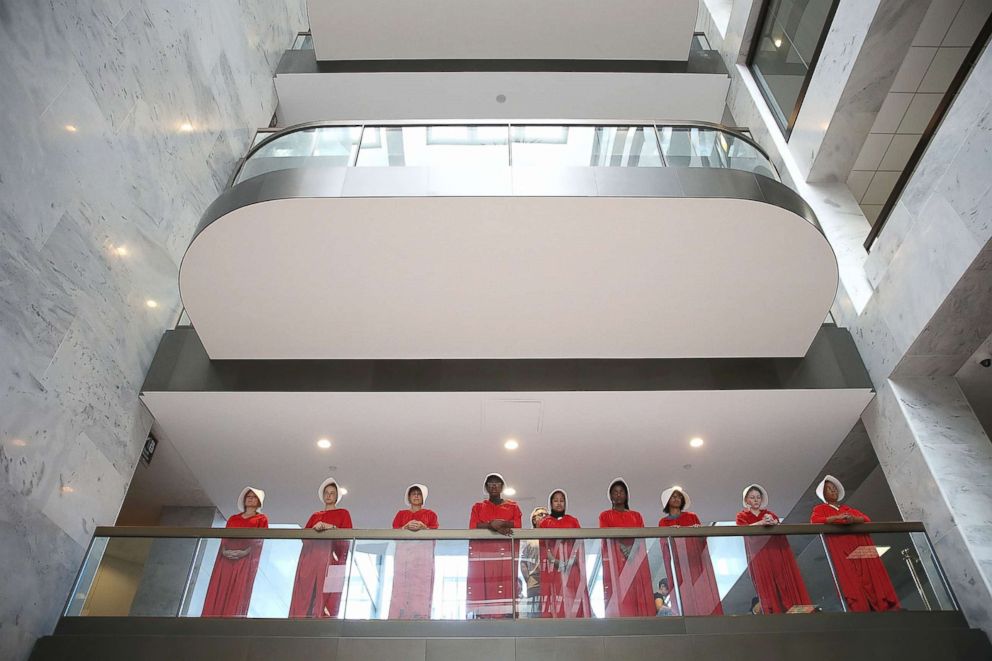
[750,0,836,131]
[511,126,662,167]
[237,126,362,184]
[356,126,510,168]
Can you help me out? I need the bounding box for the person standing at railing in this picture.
[389,483,439,619]
[467,472,522,618]
[598,478,656,617]
[735,484,812,614]
[201,487,268,617]
[539,489,592,618]
[658,486,724,616]
[810,475,900,612]
[519,506,550,617]
[289,477,353,618]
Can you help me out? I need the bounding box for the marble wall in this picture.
[0,2,307,659]
[700,0,992,636]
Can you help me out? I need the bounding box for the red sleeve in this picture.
[511,504,522,528]
[257,514,269,528]
[687,512,701,526]
[225,515,238,528]
[598,511,609,527]
[469,503,480,528]
[570,515,581,529]
[427,510,439,529]
[810,505,828,524]
[340,510,353,529]
[848,506,871,522]
[735,511,748,526]
[304,512,320,529]
[766,510,780,522]
[632,511,644,527]
[392,511,405,529]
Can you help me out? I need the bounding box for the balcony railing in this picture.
[233,121,779,187]
[65,523,955,621]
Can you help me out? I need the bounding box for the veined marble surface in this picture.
[0,1,307,659]
[699,0,992,637]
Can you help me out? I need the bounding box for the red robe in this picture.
[659,512,723,616]
[467,499,522,619]
[201,512,268,617]
[598,509,655,617]
[539,515,591,618]
[811,504,900,612]
[389,509,440,619]
[289,509,353,618]
[735,509,812,613]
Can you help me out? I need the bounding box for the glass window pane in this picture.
[356,126,509,167]
[511,126,661,167]
[750,0,836,132]
[237,127,361,184]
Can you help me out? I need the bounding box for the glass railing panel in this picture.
[237,126,362,183]
[510,125,663,167]
[64,536,200,617]
[356,126,510,168]
[821,531,956,613]
[342,539,473,620]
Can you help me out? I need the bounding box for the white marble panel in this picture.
[878,133,922,171]
[846,170,874,202]
[942,0,992,47]
[919,47,970,93]
[853,133,894,171]
[913,0,964,47]
[871,92,914,132]
[897,93,944,132]
[890,47,937,93]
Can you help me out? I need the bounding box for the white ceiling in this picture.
[180,196,838,360]
[307,0,697,61]
[140,389,874,528]
[274,72,731,125]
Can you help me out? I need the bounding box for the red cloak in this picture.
[289,509,353,618]
[598,509,656,617]
[389,509,440,619]
[659,512,724,616]
[735,509,812,613]
[467,499,522,619]
[811,503,900,612]
[538,514,591,618]
[201,512,268,617]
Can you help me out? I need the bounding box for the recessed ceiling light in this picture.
[504,487,517,496]
[11,439,27,447]
[145,299,158,308]
[689,437,704,448]
[339,487,348,496]
[179,122,194,132]
[773,38,783,48]
[504,439,519,450]
[317,438,332,449]
[114,245,129,256]
[61,485,75,493]
[64,124,78,133]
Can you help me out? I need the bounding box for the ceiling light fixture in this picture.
[504,439,519,450]
[179,122,194,132]
[114,245,129,256]
[61,485,75,493]
[773,38,783,48]
[339,487,348,496]
[11,439,27,447]
[504,487,517,496]
[317,438,332,449]
[145,299,159,308]
[64,124,78,133]
[689,437,704,448]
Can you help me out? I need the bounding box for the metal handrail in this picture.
[233,119,779,185]
[93,521,926,541]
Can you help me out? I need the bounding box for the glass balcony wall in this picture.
[63,524,956,620]
[233,122,778,186]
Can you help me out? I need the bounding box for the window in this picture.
[748,0,839,137]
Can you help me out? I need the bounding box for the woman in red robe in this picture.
[539,489,591,618]
[735,484,812,614]
[467,472,522,618]
[811,475,900,612]
[598,478,656,617]
[659,486,723,616]
[202,487,268,617]
[389,483,439,619]
[289,477,354,618]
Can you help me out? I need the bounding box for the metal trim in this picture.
[91,522,926,540]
